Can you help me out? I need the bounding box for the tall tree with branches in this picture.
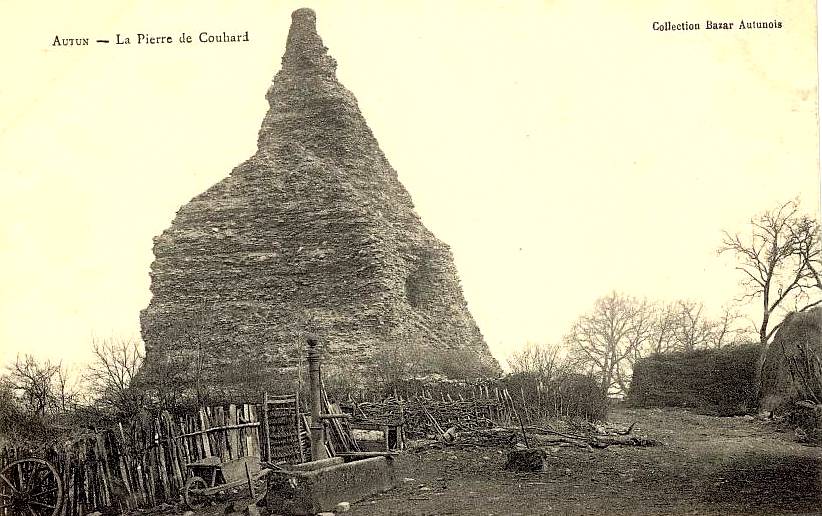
[719,199,821,390]
[671,300,713,352]
[649,302,679,355]
[667,301,749,351]
[789,213,821,294]
[565,292,655,396]
[85,338,145,417]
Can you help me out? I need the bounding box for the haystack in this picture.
[627,344,759,416]
[760,307,822,412]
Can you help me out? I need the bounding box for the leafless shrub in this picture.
[507,342,564,379]
[84,338,146,418]
[3,354,79,416]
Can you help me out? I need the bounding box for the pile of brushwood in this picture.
[417,419,662,453]
[338,373,608,438]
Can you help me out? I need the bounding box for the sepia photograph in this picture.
[0,1,820,514]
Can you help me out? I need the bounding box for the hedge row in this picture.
[627,344,759,416]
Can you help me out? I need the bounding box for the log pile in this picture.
[437,422,662,452]
[519,421,662,450]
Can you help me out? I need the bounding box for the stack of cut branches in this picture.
[438,421,662,451]
[525,421,662,450]
[454,428,519,448]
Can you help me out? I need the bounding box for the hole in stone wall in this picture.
[405,274,422,307]
[405,253,434,308]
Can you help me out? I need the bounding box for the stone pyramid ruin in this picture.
[139,8,500,395]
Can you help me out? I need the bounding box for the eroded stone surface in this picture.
[139,9,499,394]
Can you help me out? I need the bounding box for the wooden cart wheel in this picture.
[183,476,208,510]
[0,458,63,516]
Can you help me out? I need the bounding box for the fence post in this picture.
[307,335,328,461]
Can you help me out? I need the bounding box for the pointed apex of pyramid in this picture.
[292,7,315,23]
[139,8,501,392]
[281,8,337,75]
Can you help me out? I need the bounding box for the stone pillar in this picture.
[307,335,328,461]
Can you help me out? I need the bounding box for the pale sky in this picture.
[0,0,819,370]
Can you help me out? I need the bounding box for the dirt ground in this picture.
[180,407,820,516]
[347,407,821,516]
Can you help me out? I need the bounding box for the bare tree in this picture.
[789,214,822,297]
[507,342,564,379]
[671,300,713,352]
[719,199,821,390]
[6,355,57,415]
[649,302,679,355]
[565,292,655,396]
[4,354,66,415]
[616,300,657,393]
[648,301,750,354]
[54,363,82,412]
[372,340,423,386]
[667,300,750,351]
[138,309,213,409]
[707,305,752,349]
[85,338,145,416]
[134,350,196,411]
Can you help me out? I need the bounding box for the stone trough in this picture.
[265,333,398,514]
[265,454,396,515]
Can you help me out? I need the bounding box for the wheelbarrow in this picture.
[183,456,271,509]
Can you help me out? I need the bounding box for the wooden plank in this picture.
[220,406,230,461]
[164,412,184,494]
[211,406,221,461]
[144,443,155,508]
[155,418,170,501]
[96,434,111,507]
[334,451,400,457]
[198,409,212,457]
[249,404,258,457]
[262,393,271,462]
[228,405,239,460]
[119,426,137,509]
[384,425,389,451]
[297,407,306,463]
[66,445,75,516]
[244,405,253,457]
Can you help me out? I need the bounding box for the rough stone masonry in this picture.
[140,8,500,394]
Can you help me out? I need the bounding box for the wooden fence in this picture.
[343,387,514,437]
[341,378,607,437]
[0,402,297,516]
